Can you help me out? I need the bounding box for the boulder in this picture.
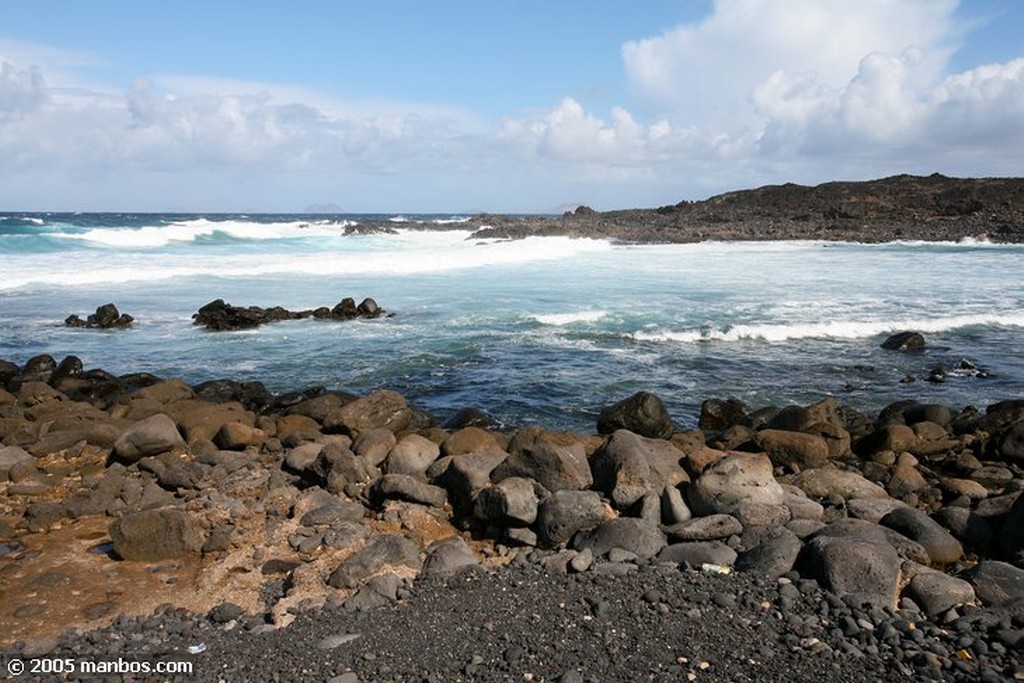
[698,398,751,431]
[572,518,667,561]
[658,541,738,568]
[963,561,1024,606]
[663,514,743,542]
[473,477,538,526]
[597,391,674,439]
[854,424,918,457]
[905,567,977,616]
[688,453,785,516]
[881,331,925,351]
[112,413,186,462]
[536,490,606,548]
[997,421,1024,464]
[789,467,887,501]
[442,427,505,456]
[879,506,963,565]
[736,527,803,577]
[491,439,591,492]
[382,434,440,478]
[0,446,36,481]
[108,507,204,561]
[751,429,829,470]
[369,474,447,509]
[326,534,422,589]
[351,428,397,465]
[998,493,1024,562]
[435,451,508,516]
[323,390,424,435]
[420,537,479,577]
[214,421,266,450]
[591,430,687,509]
[64,303,133,329]
[800,534,901,608]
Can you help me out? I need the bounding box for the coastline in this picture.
[1,355,1022,681]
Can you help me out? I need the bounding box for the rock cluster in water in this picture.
[64,303,134,329]
[1,355,1023,681]
[192,297,386,331]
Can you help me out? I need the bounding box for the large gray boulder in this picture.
[790,467,888,501]
[688,453,785,516]
[382,434,440,478]
[963,561,1024,606]
[473,477,538,526]
[879,506,963,565]
[800,534,902,608]
[113,413,186,462]
[536,490,606,548]
[419,537,479,577]
[597,391,674,439]
[591,430,687,509]
[572,518,667,560]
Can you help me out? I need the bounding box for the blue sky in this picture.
[2,1,1023,212]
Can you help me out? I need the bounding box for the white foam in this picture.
[632,313,1024,344]
[0,232,613,289]
[532,311,607,326]
[54,218,359,248]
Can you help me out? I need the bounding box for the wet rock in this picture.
[596,391,674,439]
[108,507,204,561]
[535,490,606,548]
[326,534,422,589]
[881,331,925,351]
[591,429,687,509]
[698,398,751,431]
[65,303,134,329]
[688,453,785,515]
[572,518,667,560]
[112,413,186,462]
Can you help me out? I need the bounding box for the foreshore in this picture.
[1,353,1022,681]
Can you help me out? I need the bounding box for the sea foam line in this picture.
[631,313,1024,343]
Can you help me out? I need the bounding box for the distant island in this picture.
[459,174,1024,244]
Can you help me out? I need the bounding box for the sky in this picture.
[1,0,1023,213]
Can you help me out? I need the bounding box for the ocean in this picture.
[1,213,1022,431]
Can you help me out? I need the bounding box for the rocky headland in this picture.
[457,174,1024,244]
[1,351,1023,682]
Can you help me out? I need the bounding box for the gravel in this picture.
[19,555,1024,682]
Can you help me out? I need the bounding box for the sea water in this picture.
[1,213,1022,431]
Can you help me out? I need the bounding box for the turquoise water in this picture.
[2,213,1022,430]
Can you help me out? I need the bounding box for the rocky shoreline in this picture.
[1,354,1023,682]
[453,174,1024,244]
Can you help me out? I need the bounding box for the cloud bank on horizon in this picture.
[1,0,1022,212]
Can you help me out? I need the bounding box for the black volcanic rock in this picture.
[193,297,387,330]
